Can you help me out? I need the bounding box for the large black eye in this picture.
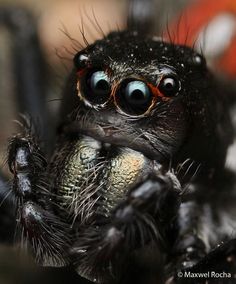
[158,76,180,97]
[80,70,111,105]
[116,79,153,116]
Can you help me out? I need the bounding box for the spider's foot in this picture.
[20,201,71,266]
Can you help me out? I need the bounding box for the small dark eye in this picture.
[158,76,180,97]
[73,53,89,69]
[116,79,152,116]
[80,70,111,105]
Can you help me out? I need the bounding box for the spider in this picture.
[1,0,236,284]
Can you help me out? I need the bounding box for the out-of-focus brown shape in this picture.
[39,0,127,66]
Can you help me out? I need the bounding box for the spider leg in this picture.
[0,6,54,243]
[8,121,71,267]
[172,200,207,268]
[72,171,182,283]
[162,198,209,283]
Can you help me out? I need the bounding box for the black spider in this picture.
[1,1,236,284]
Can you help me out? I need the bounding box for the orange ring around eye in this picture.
[76,68,113,108]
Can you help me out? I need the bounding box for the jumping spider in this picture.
[1,1,236,284]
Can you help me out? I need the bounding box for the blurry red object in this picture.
[166,0,236,78]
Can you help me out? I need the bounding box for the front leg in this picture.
[72,171,182,284]
[8,121,71,266]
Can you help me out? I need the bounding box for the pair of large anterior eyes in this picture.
[79,69,180,116]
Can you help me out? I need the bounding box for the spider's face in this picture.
[71,31,209,164]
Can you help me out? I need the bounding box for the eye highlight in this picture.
[80,70,111,106]
[158,76,180,97]
[115,79,153,116]
[90,71,110,95]
[125,81,151,106]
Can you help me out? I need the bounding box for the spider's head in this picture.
[67,31,232,172]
